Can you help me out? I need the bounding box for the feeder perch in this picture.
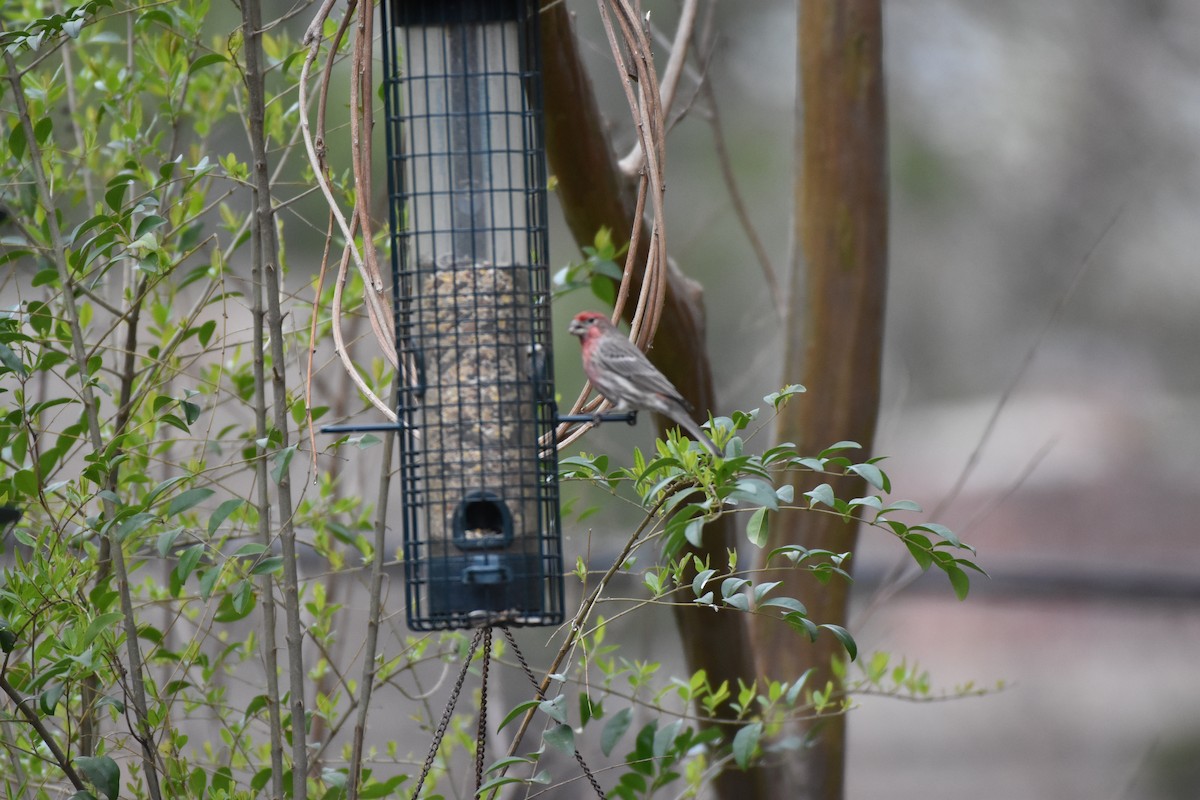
[379,0,562,629]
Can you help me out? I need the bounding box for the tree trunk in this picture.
[753,2,889,799]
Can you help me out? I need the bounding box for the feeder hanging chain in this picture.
[412,627,486,799]
[475,626,492,794]
[500,627,608,799]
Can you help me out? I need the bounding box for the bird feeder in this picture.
[378,0,562,629]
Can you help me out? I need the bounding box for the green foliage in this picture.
[552,226,628,304]
[545,385,985,787]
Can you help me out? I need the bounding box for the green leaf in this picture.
[207,497,244,535]
[760,596,807,616]
[188,52,228,75]
[39,684,66,714]
[104,180,128,212]
[498,699,540,731]
[12,469,37,497]
[914,522,970,551]
[752,581,782,604]
[75,755,120,800]
[729,478,778,509]
[134,215,167,238]
[746,507,769,547]
[359,774,409,798]
[849,462,889,492]
[116,512,155,542]
[173,544,204,594]
[543,723,575,757]
[270,446,296,484]
[538,694,567,724]
[81,613,124,647]
[601,707,632,756]
[818,441,861,457]
[804,483,835,509]
[9,124,26,161]
[156,527,184,557]
[250,556,284,576]
[196,319,217,347]
[764,384,806,408]
[652,719,683,760]
[198,566,221,599]
[167,487,213,517]
[34,117,53,145]
[0,342,27,377]
[945,564,970,600]
[732,722,762,769]
[820,624,857,660]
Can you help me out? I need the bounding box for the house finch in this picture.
[568,311,720,456]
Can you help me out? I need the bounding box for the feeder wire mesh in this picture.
[381,0,562,630]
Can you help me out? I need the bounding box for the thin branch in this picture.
[491,488,677,789]
[298,0,397,374]
[0,674,86,793]
[347,386,397,800]
[617,0,699,175]
[241,1,307,797]
[694,17,783,320]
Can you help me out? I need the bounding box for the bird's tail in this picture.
[674,414,721,457]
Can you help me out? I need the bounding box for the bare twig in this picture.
[694,33,784,320]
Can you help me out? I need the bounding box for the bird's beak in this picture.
[567,319,585,336]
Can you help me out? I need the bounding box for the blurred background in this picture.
[550,1,1200,798]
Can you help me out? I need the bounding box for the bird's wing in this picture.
[593,336,691,408]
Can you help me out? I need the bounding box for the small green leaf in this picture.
[270,446,296,484]
[75,755,120,800]
[538,694,567,724]
[498,699,540,731]
[543,723,575,757]
[250,556,284,576]
[167,487,213,517]
[601,707,632,756]
[945,564,970,600]
[9,125,27,161]
[760,596,807,616]
[134,215,167,238]
[0,342,27,377]
[820,624,857,660]
[80,613,124,647]
[691,568,716,598]
[752,581,782,604]
[732,722,762,769]
[208,498,244,535]
[804,483,836,508]
[746,507,769,547]
[652,719,683,760]
[188,52,228,75]
[33,117,53,145]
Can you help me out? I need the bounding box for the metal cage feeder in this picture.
[379,0,563,630]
